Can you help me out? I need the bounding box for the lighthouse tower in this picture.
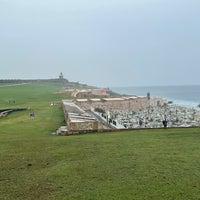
[59,72,64,80]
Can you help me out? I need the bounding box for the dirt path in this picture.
[0,83,31,88]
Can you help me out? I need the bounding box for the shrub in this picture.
[94,107,105,113]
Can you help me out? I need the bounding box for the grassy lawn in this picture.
[1,82,200,200]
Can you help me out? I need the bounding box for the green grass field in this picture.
[1,82,200,200]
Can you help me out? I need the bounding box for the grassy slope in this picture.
[1,82,200,200]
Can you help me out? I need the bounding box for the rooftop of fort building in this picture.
[62,100,97,123]
[62,100,85,115]
[75,96,146,102]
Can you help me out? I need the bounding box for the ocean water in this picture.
[110,85,200,107]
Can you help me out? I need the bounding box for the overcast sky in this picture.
[0,0,200,87]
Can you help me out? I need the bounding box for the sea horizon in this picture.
[110,85,200,107]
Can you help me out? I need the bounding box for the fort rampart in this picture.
[75,97,150,111]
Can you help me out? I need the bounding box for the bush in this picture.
[94,107,105,113]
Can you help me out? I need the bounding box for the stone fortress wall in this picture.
[75,96,150,112]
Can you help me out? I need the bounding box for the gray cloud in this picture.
[0,0,200,87]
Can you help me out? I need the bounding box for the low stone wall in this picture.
[0,108,28,118]
[76,97,150,112]
[68,121,99,133]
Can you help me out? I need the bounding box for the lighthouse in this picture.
[59,72,64,80]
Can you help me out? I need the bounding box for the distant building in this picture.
[71,88,109,98]
[59,72,64,80]
[91,88,108,96]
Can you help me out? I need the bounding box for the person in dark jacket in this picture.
[162,119,168,128]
